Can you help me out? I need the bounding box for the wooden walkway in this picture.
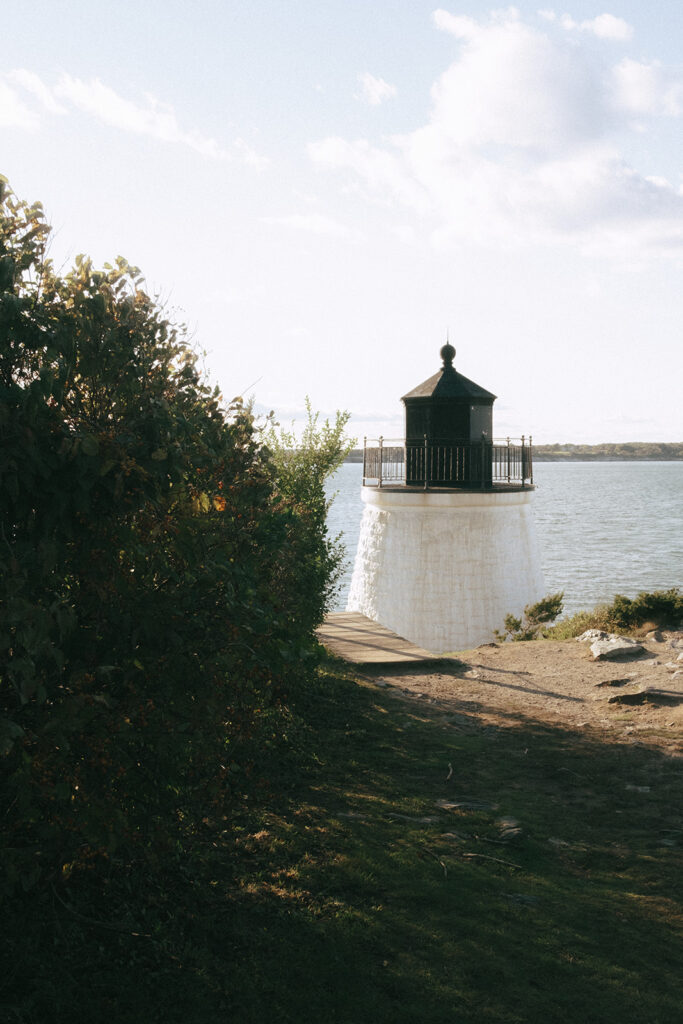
[316,611,449,666]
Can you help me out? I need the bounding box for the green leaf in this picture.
[81,434,99,457]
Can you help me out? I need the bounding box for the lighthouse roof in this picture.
[402,344,497,402]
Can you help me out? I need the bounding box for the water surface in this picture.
[325,461,683,617]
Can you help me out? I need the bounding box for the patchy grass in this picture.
[3,656,682,1023]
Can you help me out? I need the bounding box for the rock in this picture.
[594,677,633,688]
[590,636,645,661]
[645,630,664,642]
[677,652,683,662]
[576,629,609,643]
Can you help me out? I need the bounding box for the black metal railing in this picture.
[362,436,533,489]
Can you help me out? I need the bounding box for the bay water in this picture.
[325,461,683,619]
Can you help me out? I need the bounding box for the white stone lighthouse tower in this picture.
[346,344,544,653]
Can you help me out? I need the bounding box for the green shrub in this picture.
[542,606,614,640]
[265,398,355,625]
[545,588,683,639]
[0,177,351,895]
[495,592,564,641]
[606,588,683,630]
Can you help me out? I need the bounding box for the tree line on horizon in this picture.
[345,441,682,462]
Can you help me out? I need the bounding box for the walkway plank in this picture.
[316,611,451,666]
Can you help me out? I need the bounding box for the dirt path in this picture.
[362,632,683,755]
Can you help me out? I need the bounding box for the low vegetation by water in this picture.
[496,589,683,643]
[545,588,683,641]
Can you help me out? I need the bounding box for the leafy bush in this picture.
[495,593,564,641]
[265,398,355,625]
[546,588,683,639]
[0,178,351,894]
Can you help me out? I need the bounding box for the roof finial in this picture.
[440,333,455,369]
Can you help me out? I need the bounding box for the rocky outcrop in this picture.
[575,630,645,661]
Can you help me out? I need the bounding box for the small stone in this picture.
[595,677,633,688]
[645,630,664,642]
[576,629,609,643]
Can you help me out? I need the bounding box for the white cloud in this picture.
[581,14,633,41]
[261,212,365,241]
[358,72,397,106]
[234,136,270,172]
[311,9,683,256]
[611,58,683,117]
[0,81,39,130]
[55,74,228,159]
[538,10,633,40]
[7,69,66,114]
[308,136,429,213]
[0,69,267,167]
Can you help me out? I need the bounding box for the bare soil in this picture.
[364,631,683,756]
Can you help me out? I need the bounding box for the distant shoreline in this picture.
[344,443,683,463]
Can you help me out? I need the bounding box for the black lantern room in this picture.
[401,344,496,486]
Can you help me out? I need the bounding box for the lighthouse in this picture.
[346,343,544,653]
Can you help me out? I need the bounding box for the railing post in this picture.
[480,432,486,489]
[529,435,533,486]
[506,436,511,483]
[424,434,429,491]
[521,435,525,488]
[362,435,367,485]
[378,435,384,488]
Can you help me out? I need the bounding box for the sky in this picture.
[2,1,683,444]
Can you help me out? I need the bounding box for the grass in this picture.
[3,653,682,1023]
